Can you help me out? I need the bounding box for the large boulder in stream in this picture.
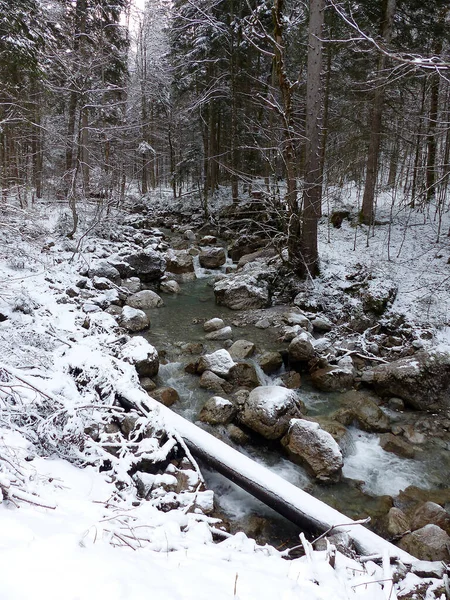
[165,249,195,277]
[311,356,355,392]
[123,249,166,283]
[118,306,150,332]
[238,386,305,440]
[199,396,237,425]
[398,524,450,562]
[360,350,450,411]
[281,419,344,482]
[126,290,164,309]
[333,391,390,433]
[120,336,159,378]
[199,247,226,269]
[213,263,274,310]
[197,349,236,379]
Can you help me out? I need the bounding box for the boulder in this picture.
[398,524,450,561]
[119,306,150,332]
[411,502,450,535]
[165,249,194,276]
[239,386,305,440]
[228,362,260,389]
[123,249,166,283]
[228,340,256,360]
[258,352,283,375]
[199,396,237,425]
[203,318,225,332]
[310,356,355,392]
[311,315,333,332]
[283,312,312,331]
[197,349,236,379]
[152,387,179,407]
[288,333,315,363]
[160,279,181,294]
[120,337,159,378]
[88,261,121,284]
[379,433,415,459]
[121,277,141,294]
[213,264,273,310]
[227,424,250,445]
[205,326,233,341]
[199,235,217,246]
[334,391,391,433]
[380,507,411,538]
[237,248,277,269]
[126,289,164,309]
[361,351,450,411]
[199,247,226,269]
[279,371,302,389]
[199,371,232,394]
[281,419,343,482]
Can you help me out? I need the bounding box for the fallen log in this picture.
[120,386,416,563]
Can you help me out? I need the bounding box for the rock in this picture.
[281,419,343,481]
[227,424,250,445]
[238,386,305,440]
[119,306,150,332]
[311,417,348,447]
[334,391,391,433]
[121,277,141,294]
[183,229,196,241]
[165,249,194,276]
[199,235,217,246]
[197,349,236,378]
[87,261,121,284]
[398,524,450,561]
[228,340,256,360]
[105,305,123,317]
[255,318,270,329]
[361,351,450,411]
[388,397,405,411]
[199,247,226,269]
[283,312,312,331]
[120,413,140,438]
[279,371,302,389]
[152,387,179,407]
[140,377,156,392]
[311,361,355,393]
[203,318,225,332]
[237,248,277,269]
[126,289,164,309]
[311,316,333,332]
[92,276,111,290]
[381,507,411,538]
[199,371,233,394]
[362,280,397,315]
[379,433,415,459]
[213,263,273,310]
[205,326,233,341]
[199,396,237,425]
[288,333,315,363]
[160,279,181,294]
[228,362,260,389]
[411,502,450,535]
[120,337,159,377]
[259,352,283,375]
[123,249,166,283]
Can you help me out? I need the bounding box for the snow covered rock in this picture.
[311,315,333,332]
[398,524,450,561]
[87,261,121,284]
[239,386,305,440]
[197,349,236,379]
[120,336,159,377]
[123,249,166,282]
[199,247,226,269]
[165,249,194,276]
[288,333,315,363]
[199,396,237,425]
[281,419,344,482]
[118,306,150,332]
[126,289,164,309]
[361,351,450,411]
[310,357,355,392]
[213,264,273,310]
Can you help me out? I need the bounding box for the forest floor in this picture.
[0,189,448,599]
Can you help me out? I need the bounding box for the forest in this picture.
[0,1,449,599]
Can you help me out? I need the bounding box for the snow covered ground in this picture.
[0,194,447,599]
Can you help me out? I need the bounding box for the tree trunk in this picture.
[297,0,325,278]
[360,0,396,225]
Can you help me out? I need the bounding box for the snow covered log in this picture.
[121,387,416,563]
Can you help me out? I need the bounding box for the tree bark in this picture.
[360,0,396,225]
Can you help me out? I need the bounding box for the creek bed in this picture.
[142,276,449,546]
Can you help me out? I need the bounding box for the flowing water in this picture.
[142,274,450,546]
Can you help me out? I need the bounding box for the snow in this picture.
[120,336,158,363]
[199,349,236,377]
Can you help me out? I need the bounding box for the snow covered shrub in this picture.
[13,291,40,314]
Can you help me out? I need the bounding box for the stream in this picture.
[142,273,450,547]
